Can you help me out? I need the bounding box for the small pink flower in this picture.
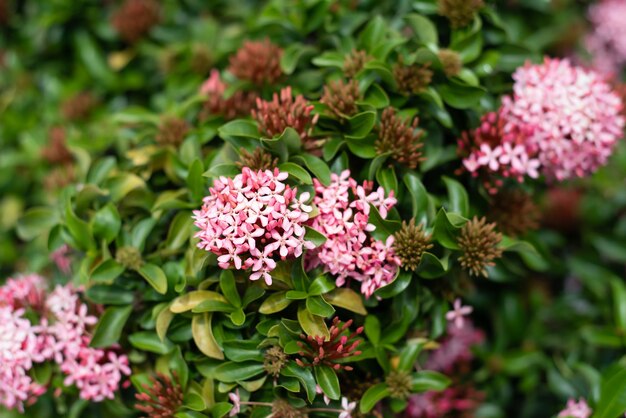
[339,396,357,418]
[228,389,241,417]
[558,398,592,418]
[445,298,473,329]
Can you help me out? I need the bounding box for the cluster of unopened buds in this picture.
[0,274,130,412]
[306,170,400,298]
[193,167,314,285]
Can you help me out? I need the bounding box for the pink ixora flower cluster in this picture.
[585,0,626,75]
[0,275,130,411]
[306,170,400,298]
[460,58,624,190]
[193,167,314,285]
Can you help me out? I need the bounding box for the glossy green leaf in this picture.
[220,270,241,308]
[405,13,438,45]
[91,203,121,244]
[192,313,224,359]
[323,288,367,315]
[128,331,173,354]
[213,361,264,383]
[138,263,168,294]
[90,306,133,348]
[442,176,469,217]
[259,291,293,314]
[346,111,377,140]
[360,383,390,413]
[315,365,340,400]
[90,259,125,284]
[279,162,312,184]
[297,304,330,339]
[282,363,317,403]
[306,295,335,317]
[411,371,451,392]
[17,207,59,240]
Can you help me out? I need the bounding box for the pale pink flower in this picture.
[306,170,400,298]
[193,167,313,285]
[0,273,46,310]
[316,384,331,405]
[445,299,473,329]
[424,321,484,373]
[339,397,357,418]
[558,398,592,418]
[229,389,241,417]
[50,244,72,274]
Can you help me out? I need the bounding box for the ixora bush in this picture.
[7,0,626,417]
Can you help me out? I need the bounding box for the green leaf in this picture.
[220,270,241,308]
[187,159,206,202]
[364,316,381,345]
[156,304,174,342]
[323,288,367,315]
[259,291,293,314]
[74,31,115,87]
[130,218,157,251]
[359,16,387,52]
[90,259,125,284]
[314,365,341,400]
[210,403,232,418]
[442,176,469,217]
[416,252,449,279]
[432,208,465,250]
[242,286,265,307]
[218,120,259,151]
[376,166,398,196]
[438,79,486,109]
[280,44,316,74]
[362,83,390,109]
[404,173,431,225]
[92,204,121,244]
[405,14,438,46]
[398,339,426,372]
[368,203,401,241]
[360,383,390,413]
[306,296,335,317]
[230,309,246,326]
[213,361,265,383]
[346,111,377,140]
[298,304,330,339]
[128,331,173,354]
[291,154,331,186]
[17,207,59,240]
[375,271,412,298]
[595,366,626,418]
[308,276,336,295]
[91,306,133,348]
[612,280,626,330]
[282,363,317,402]
[65,198,95,251]
[171,291,228,313]
[411,371,451,392]
[312,51,345,68]
[87,156,116,185]
[166,211,194,251]
[304,226,327,248]
[192,313,224,360]
[262,127,301,161]
[86,285,134,305]
[104,173,146,202]
[279,162,312,184]
[222,340,264,362]
[138,263,168,294]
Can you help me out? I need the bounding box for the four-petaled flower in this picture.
[445,298,473,329]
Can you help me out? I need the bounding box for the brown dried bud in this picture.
[0,0,9,25]
[488,189,540,237]
[111,0,160,43]
[437,49,462,77]
[343,49,372,78]
[236,148,279,172]
[156,117,190,147]
[438,0,484,28]
[320,79,361,118]
[44,166,75,191]
[457,216,503,278]
[393,56,433,95]
[271,399,308,418]
[190,44,213,75]
[62,92,98,122]
[376,107,424,169]
[42,127,73,165]
[228,39,283,86]
[393,219,434,271]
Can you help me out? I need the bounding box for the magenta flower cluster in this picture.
[306,170,399,298]
[193,167,314,285]
[0,275,130,412]
[585,0,626,75]
[462,58,624,185]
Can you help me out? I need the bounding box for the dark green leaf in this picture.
[91,306,133,348]
[315,365,341,400]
